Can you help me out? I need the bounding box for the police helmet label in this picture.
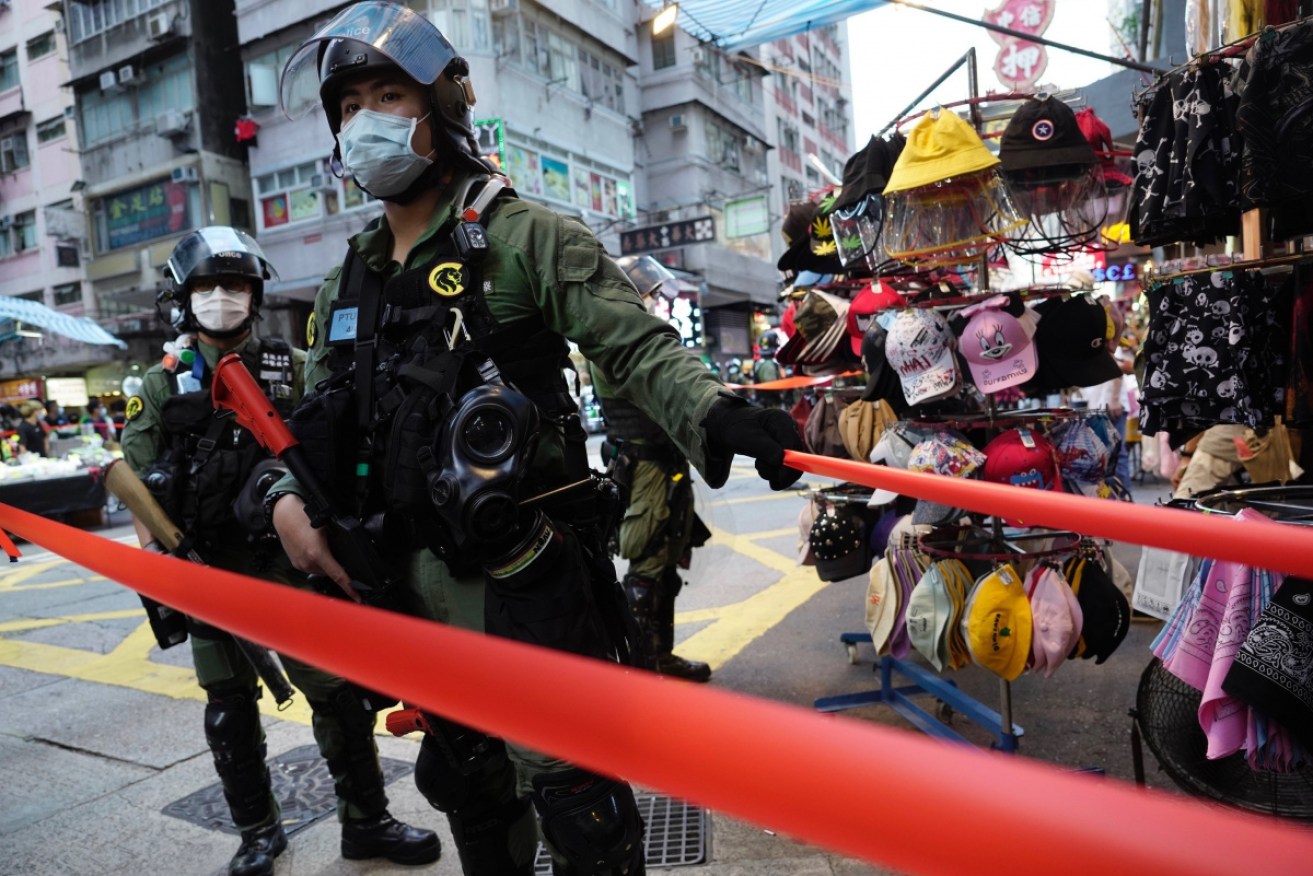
[306,311,317,348]
[125,396,144,421]
[429,262,465,297]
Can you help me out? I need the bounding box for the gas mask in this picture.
[427,383,540,551]
[337,109,435,198]
[190,288,252,334]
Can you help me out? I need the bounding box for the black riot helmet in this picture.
[159,226,278,334]
[280,2,484,175]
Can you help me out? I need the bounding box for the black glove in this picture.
[702,397,805,490]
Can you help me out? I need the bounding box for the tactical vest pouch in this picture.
[286,384,358,509]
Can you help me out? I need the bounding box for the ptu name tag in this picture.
[327,303,358,345]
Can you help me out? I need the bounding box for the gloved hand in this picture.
[702,397,805,490]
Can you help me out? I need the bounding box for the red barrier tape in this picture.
[785,450,1313,579]
[2,502,1312,876]
[726,370,865,391]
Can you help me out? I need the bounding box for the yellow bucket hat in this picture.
[965,564,1033,681]
[884,110,1001,195]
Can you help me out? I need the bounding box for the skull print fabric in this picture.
[1140,268,1291,438]
[1130,64,1244,248]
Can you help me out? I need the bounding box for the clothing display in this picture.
[1139,267,1291,439]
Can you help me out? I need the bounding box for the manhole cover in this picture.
[163,744,412,836]
[533,793,708,872]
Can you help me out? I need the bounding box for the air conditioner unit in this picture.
[489,0,519,16]
[669,113,686,131]
[98,69,117,91]
[117,64,136,85]
[690,47,705,64]
[147,11,174,41]
[54,17,65,32]
[155,109,190,137]
[170,166,199,183]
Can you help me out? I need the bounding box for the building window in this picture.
[36,117,67,143]
[254,160,337,231]
[707,119,741,172]
[0,49,17,92]
[13,211,37,252]
[80,54,194,147]
[425,0,492,53]
[0,131,30,173]
[26,32,57,61]
[67,0,172,44]
[53,283,82,306]
[245,43,296,110]
[782,176,804,202]
[493,15,521,64]
[652,31,675,69]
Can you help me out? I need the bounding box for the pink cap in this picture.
[959,298,1038,394]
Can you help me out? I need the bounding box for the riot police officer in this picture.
[120,227,439,876]
[269,5,803,874]
[594,256,712,682]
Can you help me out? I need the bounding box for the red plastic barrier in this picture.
[785,450,1313,579]
[3,502,1312,874]
[727,370,865,391]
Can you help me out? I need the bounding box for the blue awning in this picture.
[641,0,885,50]
[0,297,127,349]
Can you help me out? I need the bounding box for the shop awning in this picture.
[641,0,883,50]
[0,297,127,349]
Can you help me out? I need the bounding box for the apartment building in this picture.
[0,0,99,378]
[62,0,264,364]
[235,0,640,322]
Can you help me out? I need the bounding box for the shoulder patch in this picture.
[125,396,144,421]
[306,311,317,348]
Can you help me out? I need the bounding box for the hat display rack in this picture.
[801,48,1139,757]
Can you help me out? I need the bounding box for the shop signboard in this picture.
[620,216,716,256]
[984,0,1054,90]
[45,377,89,407]
[473,118,505,170]
[725,195,770,239]
[102,177,192,251]
[0,377,43,405]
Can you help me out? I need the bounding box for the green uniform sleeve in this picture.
[484,201,731,478]
[118,367,172,478]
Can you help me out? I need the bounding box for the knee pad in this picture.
[413,713,511,814]
[204,688,262,756]
[531,767,644,875]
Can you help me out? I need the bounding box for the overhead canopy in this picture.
[0,297,127,349]
[642,0,883,50]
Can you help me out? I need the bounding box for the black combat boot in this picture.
[656,572,710,682]
[341,811,442,864]
[229,821,287,876]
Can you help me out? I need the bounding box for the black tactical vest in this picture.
[152,336,295,550]
[313,180,587,558]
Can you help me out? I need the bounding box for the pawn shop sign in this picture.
[984,0,1054,90]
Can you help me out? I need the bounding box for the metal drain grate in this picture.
[533,792,709,873]
[162,744,413,836]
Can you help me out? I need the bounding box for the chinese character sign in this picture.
[983,0,1054,90]
[102,178,193,251]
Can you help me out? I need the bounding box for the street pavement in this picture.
[0,436,1188,875]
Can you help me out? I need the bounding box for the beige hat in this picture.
[865,556,899,653]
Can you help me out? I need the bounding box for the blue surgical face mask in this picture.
[336,109,434,198]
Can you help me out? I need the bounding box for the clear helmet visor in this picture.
[616,255,678,301]
[280,1,458,119]
[166,226,279,287]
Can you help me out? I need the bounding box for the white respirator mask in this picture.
[190,288,253,334]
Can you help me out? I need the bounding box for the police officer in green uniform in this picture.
[269,5,803,874]
[594,256,711,682]
[120,227,439,876]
